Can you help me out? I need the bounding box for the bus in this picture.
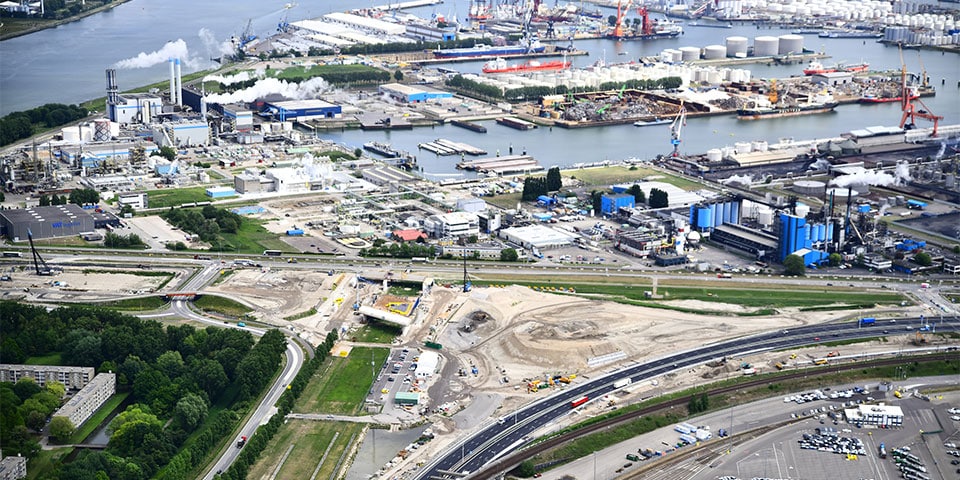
[2,251,23,258]
[263,250,282,257]
[570,396,589,408]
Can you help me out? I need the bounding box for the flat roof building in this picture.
[498,224,578,249]
[415,351,440,378]
[423,212,480,239]
[378,83,453,103]
[843,403,903,427]
[263,100,342,122]
[0,364,95,390]
[53,372,116,429]
[0,205,96,241]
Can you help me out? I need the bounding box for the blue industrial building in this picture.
[778,213,832,265]
[378,83,454,103]
[600,193,634,216]
[262,100,341,121]
[206,186,237,198]
[689,200,741,231]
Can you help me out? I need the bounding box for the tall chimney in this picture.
[168,58,176,105]
[175,58,183,107]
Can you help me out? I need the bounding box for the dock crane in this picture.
[277,3,296,33]
[27,229,56,276]
[669,102,687,157]
[898,47,942,136]
[610,0,633,39]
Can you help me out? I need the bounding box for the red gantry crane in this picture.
[898,48,942,136]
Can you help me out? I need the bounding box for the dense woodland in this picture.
[0,301,287,480]
[0,103,89,147]
[160,205,244,245]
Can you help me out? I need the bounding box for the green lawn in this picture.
[271,63,384,81]
[351,324,402,344]
[245,421,364,480]
[194,295,253,317]
[483,192,523,211]
[566,165,703,190]
[217,217,292,254]
[26,447,73,480]
[284,307,317,321]
[299,347,389,415]
[25,353,63,366]
[94,296,169,311]
[146,187,214,208]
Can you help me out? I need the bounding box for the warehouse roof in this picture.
[0,204,89,224]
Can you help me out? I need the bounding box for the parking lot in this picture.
[367,347,427,419]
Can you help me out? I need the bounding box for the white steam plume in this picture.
[203,77,330,104]
[203,71,259,86]
[830,168,897,188]
[115,39,190,69]
[719,174,753,186]
[808,158,832,171]
[894,160,912,183]
[198,27,237,57]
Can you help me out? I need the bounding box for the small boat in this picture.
[687,21,733,29]
[633,118,671,127]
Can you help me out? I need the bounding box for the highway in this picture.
[415,315,960,480]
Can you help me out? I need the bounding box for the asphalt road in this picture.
[414,316,960,480]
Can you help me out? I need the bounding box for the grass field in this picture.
[25,353,63,366]
[351,324,402,344]
[298,347,389,415]
[284,307,317,321]
[217,217,292,254]
[92,296,168,311]
[29,236,90,247]
[566,166,703,190]
[245,421,364,480]
[26,447,73,480]
[146,187,215,208]
[484,192,523,211]
[270,63,384,81]
[194,295,252,317]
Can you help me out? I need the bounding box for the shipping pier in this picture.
[456,155,543,175]
[418,138,487,156]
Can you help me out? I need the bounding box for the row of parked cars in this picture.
[798,431,867,456]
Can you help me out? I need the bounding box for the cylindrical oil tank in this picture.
[707,70,722,84]
[704,44,727,59]
[725,36,748,57]
[793,180,826,195]
[753,36,779,56]
[679,46,701,62]
[734,141,753,153]
[752,140,769,152]
[828,187,859,200]
[659,50,674,62]
[778,34,804,54]
[706,148,723,162]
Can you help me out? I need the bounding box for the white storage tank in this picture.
[793,180,826,195]
[751,140,769,152]
[704,44,727,59]
[706,148,723,162]
[754,36,780,56]
[725,36,749,57]
[707,70,722,84]
[795,203,811,219]
[660,50,674,62]
[778,34,804,54]
[734,141,753,153]
[679,46,701,62]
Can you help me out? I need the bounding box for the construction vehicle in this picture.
[669,102,686,157]
[775,362,784,370]
[27,229,57,276]
[827,350,840,358]
[814,358,828,365]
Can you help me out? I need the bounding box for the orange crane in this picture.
[612,0,633,38]
[898,47,942,136]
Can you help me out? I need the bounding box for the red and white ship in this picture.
[482,57,571,74]
[802,60,869,75]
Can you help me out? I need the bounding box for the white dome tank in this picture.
[734,141,752,153]
[725,36,749,57]
[706,148,723,162]
[752,140,769,152]
[754,36,780,56]
[778,34,804,54]
[704,44,727,59]
[679,46,701,62]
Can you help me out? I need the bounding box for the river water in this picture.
[0,0,957,169]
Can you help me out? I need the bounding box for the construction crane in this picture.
[611,0,634,39]
[27,229,56,276]
[277,3,296,33]
[669,102,687,157]
[898,47,942,136]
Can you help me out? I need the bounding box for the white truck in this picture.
[613,378,632,389]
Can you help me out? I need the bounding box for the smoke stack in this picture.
[105,69,119,105]
[175,58,182,107]
[169,58,176,105]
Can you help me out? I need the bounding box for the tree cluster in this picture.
[39,194,67,206]
[521,176,550,201]
[687,393,710,414]
[627,184,646,205]
[160,206,242,244]
[68,188,101,206]
[545,167,562,192]
[0,301,288,478]
[0,103,88,147]
[104,232,145,249]
[648,188,669,208]
[783,254,806,276]
[360,240,436,259]
[0,379,64,457]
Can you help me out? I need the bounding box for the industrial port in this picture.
[1,0,959,480]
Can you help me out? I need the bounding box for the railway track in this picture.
[465,355,958,479]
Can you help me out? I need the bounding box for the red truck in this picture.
[236,436,247,448]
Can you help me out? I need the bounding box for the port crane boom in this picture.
[669,103,687,157]
[898,47,942,136]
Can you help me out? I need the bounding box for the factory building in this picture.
[440,243,504,260]
[0,205,95,241]
[616,230,662,258]
[233,173,275,194]
[152,119,210,147]
[405,23,456,42]
[0,456,26,480]
[711,223,778,259]
[423,212,480,238]
[53,372,115,430]
[498,224,578,249]
[843,404,903,427]
[107,93,163,124]
[80,174,150,192]
[600,193,634,216]
[58,141,158,168]
[415,351,440,378]
[378,83,454,103]
[222,105,254,132]
[456,198,488,213]
[206,186,237,199]
[360,166,418,186]
[262,100,341,122]
[477,211,502,234]
[0,364,95,390]
[810,71,853,86]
